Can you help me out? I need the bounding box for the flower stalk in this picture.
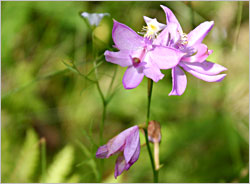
[154,142,160,170]
[144,78,158,183]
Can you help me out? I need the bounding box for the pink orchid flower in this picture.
[104,20,185,89]
[96,126,140,178]
[154,5,227,95]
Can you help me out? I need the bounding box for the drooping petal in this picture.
[114,154,127,179]
[127,136,140,166]
[149,46,185,69]
[160,5,183,33]
[180,61,227,75]
[181,44,213,63]
[122,66,144,89]
[143,63,164,82]
[104,50,132,67]
[187,21,214,47]
[182,64,227,82]
[169,66,187,96]
[143,54,164,82]
[106,126,137,157]
[124,126,140,164]
[112,20,144,51]
[96,145,108,158]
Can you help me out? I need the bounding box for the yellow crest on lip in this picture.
[141,17,166,39]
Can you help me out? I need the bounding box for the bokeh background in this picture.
[1,1,249,183]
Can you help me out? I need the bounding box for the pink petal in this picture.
[153,22,180,46]
[182,64,227,82]
[127,136,140,165]
[187,21,214,47]
[169,66,187,96]
[160,5,183,32]
[106,126,136,157]
[124,126,139,164]
[96,145,108,158]
[122,66,144,89]
[114,154,126,179]
[112,20,144,51]
[143,54,164,82]
[104,50,132,67]
[181,44,213,63]
[149,46,185,69]
[180,61,227,75]
[143,16,166,30]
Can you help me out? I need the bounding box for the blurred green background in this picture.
[1,1,249,183]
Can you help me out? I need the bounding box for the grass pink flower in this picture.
[154,5,227,95]
[104,20,185,89]
[96,126,140,178]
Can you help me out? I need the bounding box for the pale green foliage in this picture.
[76,140,100,181]
[11,129,39,182]
[44,145,74,183]
[66,174,80,183]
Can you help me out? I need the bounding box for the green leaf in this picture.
[66,174,80,183]
[44,145,74,183]
[11,128,39,182]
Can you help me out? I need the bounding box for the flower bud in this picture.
[147,120,161,143]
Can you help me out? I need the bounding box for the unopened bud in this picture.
[147,120,161,143]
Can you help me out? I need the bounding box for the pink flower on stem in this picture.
[96,126,140,178]
[104,20,185,89]
[154,5,227,95]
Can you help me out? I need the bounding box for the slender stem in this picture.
[99,103,107,182]
[107,65,117,98]
[100,104,107,145]
[144,79,158,183]
[146,79,153,124]
[233,1,243,51]
[91,31,108,182]
[41,138,47,183]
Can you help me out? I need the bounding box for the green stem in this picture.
[144,79,158,183]
[91,31,108,182]
[100,104,107,145]
[107,65,117,98]
[233,1,243,50]
[99,103,107,182]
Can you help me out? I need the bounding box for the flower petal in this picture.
[127,136,140,166]
[124,126,139,164]
[182,64,227,82]
[122,66,144,89]
[104,50,132,67]
[143,54,164,82]
[96,145,108,158]
[149,46,185,69]
[153,22,180,46]
[114,154,127,179]
[169,66,187,96]
[181,44,213,63]
[160,5,183,32]
[143,16,166,30]
[81,12,110,27]
[187,21,214,47]
[180,60,227,75]
[112,20,144,51]
[106,126,137,157]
